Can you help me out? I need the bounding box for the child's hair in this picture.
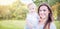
[27,3,36,8]
[27,3,37,13]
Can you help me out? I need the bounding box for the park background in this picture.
[0,0,60,29]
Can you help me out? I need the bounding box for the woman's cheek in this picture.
[44,12,49,17]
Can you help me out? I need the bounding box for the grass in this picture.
[0,20,60,29]
[0,20,25,29]
[54,21,60,29]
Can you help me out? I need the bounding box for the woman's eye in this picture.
[43,9,46,11]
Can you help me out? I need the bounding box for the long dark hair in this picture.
[38,3,53,29]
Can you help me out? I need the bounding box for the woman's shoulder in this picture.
[50,22,55,25]
[50,22,56,29]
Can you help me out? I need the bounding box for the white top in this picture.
[26,12,39,27]
[38,22,56,29]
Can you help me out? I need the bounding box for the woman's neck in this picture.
[39,18,48,24]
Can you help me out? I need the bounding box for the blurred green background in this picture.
[0,0,60,29]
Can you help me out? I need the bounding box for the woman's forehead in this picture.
[40,6,48,10]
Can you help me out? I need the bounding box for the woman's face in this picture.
[39,6,50,19]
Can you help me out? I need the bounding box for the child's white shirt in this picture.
[26,12,39,28]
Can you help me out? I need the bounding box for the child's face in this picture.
[28,3,36,13]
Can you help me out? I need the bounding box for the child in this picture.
[25,3,39,29]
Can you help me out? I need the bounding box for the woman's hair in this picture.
[38,3,53,29]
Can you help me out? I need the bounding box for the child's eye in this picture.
[32,8,34,9]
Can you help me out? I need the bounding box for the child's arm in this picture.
[26,14,33,29]
[26,19,33,29]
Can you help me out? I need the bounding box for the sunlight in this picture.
[0,0,17,6]
[20,0,33,5]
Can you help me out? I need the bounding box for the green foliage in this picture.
[0,0,28,20]
[0,0,60,20]
[34,0,48,6]
[57,4,60,21]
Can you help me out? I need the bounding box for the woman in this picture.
[38,3,56,29]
